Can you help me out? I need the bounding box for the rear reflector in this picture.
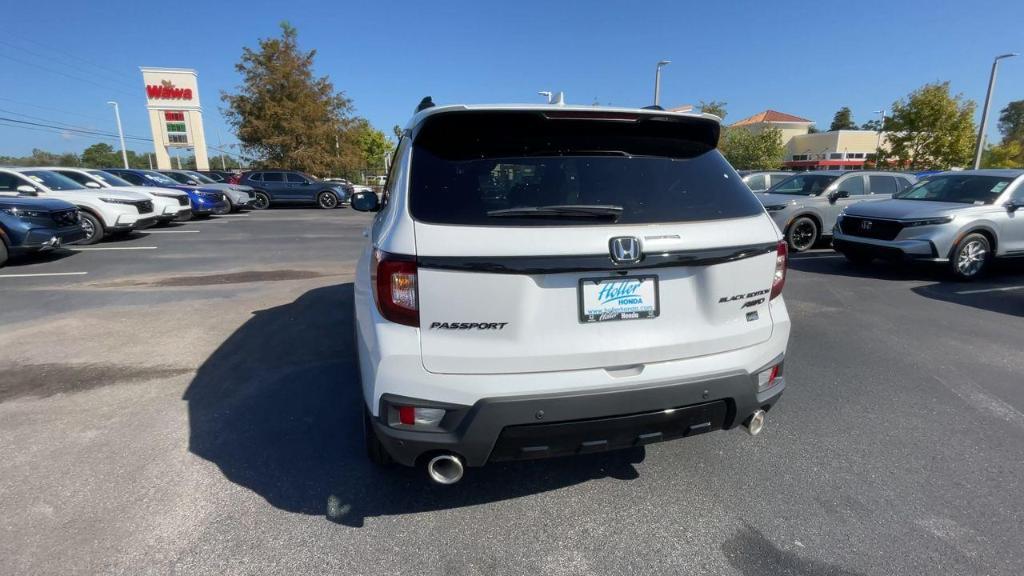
[395,406,445,427]
[757,364,781,392]
[770,241,787,300]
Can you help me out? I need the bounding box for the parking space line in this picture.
[0,271,88,278]
[70,246,158,251]
[955,285,1024,295]
[146,230,200,234]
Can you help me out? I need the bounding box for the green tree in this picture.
[222,22,353,173]
[81,143,120,168]
[698,100,727,121]
[719,126,784,170]
[982,141,1023,168]
[342,118,391,173]
[392,124,403,141]
[861,119,883,131]
[829,107,857,131]
[997,100,1024,142]
[879,82,976,170]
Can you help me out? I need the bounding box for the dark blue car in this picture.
[105,169,230,218]
[0,195,86,267]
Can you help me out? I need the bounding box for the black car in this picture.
[237,170,351,210]
[196,170,237,184]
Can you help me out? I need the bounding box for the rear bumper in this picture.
[370,361,784,467]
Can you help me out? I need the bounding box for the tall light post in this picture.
[973,53,1018,169]
[106,101,129,168]
[873,109,887,166]
[653,60,671,107]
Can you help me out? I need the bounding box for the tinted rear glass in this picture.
[409,111,762,226]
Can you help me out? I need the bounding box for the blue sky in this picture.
[1,0,1021,159]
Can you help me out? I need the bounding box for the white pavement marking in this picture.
[145,230,200,234]
[955,285,1024,295]
[935,376,1024,431]
[70,246,158,251]
[0,271,88,278]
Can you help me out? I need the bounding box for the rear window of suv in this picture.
[409,111,764,226]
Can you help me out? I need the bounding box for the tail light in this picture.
[770,241,787,299]
[372,250,419,326]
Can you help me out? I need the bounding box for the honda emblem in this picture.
[609,237,642,264]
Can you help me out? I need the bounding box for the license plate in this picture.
[578,275,659,323]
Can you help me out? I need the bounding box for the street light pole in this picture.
[873,109,887,166]
[973,53,1018,169]
[653,60,671,107]
[106,101,129,168]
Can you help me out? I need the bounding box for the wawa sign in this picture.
[145,80,193,101]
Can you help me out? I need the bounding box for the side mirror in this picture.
[829,190,850,203]
[187,179,199,185]
[16,184,38,195]
[1006,200,1022,213]
[85,181,102,189]
[351,190,380,212]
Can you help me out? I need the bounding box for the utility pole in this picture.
[107,101,129,168]
[653,60,671,107]
[973,53,1018,169]
[217,128,227,170]
[147,153,153,170]
[873,109,887,166]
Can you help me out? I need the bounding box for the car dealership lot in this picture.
[1,210,1023,575]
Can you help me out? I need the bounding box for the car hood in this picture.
[843,199,969,220]
[758,192,816,206]
[105,185,187,198]
[229,184,254,192]
[0,195,77,211]
[48,189,149,201]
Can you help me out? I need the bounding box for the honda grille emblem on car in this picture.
[861,220,873,231]
[609,236,642,264]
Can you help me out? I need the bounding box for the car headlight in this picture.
[99,197,134,205]
[0,207,47,218]
[764,204,787,212]
[903,216,954,227]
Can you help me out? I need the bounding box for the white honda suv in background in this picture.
[351,102,791,484]
[0,168,157,244]
[41,167,191,226]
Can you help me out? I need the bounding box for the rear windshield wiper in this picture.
[487,204,623,220]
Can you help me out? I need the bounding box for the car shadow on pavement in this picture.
[183,282,643,528]
[2,249,78,267]
[721,523,866,576]
[910,280,1024,317]
[787,251,949,281]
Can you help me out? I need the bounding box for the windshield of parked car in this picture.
[160,172,194,184]
[22,170,87,191]
[141,171,183,186]
[767,174,839,196]
[186,171,217,184]
[87,170,133,187]
[894,174,1015,204]
[410,111,762,226]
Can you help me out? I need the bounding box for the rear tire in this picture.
[78,212,104,245]
[0,241,8,268]
[252,191,270,210]
[949,233,990,280]
[364,409,393,466]
[786,217,818,252]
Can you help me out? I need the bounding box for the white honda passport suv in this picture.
[352,102,791,484]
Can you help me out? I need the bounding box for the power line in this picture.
[0,108,152,141]
[0,35,139,86]
[0,53,137,99]
[0,96,111,123]
[0,39,138,93]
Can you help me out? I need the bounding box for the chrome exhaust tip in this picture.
[745,410,766,436]
[426,454,464,485]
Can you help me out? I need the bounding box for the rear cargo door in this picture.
[409,110,780,375]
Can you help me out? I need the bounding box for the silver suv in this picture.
[833,170,1024,279]
[739,171,791,193]
[759,171,916,251]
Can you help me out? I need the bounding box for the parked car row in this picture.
[746,168,1024,279]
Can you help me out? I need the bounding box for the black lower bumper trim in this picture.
[833,238,938,260]
[489,400,727,462]
[370,365,784,467]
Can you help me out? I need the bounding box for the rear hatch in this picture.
[409,109,780,375]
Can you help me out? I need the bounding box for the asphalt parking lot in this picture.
[1,209,1023,575]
